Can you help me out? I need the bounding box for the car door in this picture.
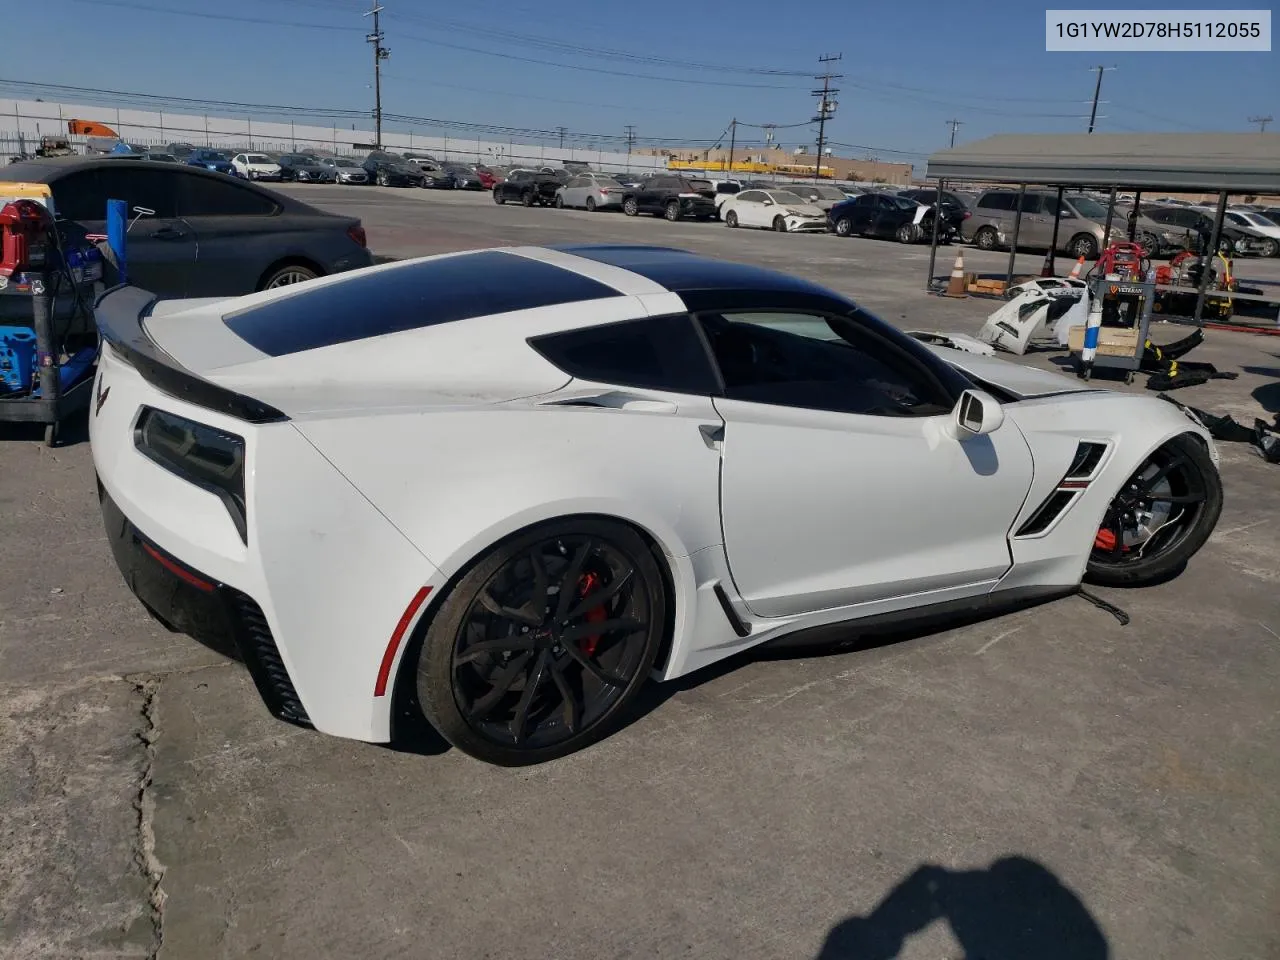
[1018,194,1052,248]
[639,176,671,212]
[845,194,876,233]
[562,176,585,207]
[698,308,1034,618]
[52,165,194,297]
[731,190,763,227]
[175,171,286,297]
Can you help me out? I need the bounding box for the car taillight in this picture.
[347,225,367,248]
[963,210,972,219]
[600,189,611,195]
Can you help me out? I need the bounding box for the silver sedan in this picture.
[554,174,625,211]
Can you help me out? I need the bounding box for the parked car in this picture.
[555,174,626,211]
[621,175,716,221]
[492,169,561,206]
[167,142,196,160]
[615,171,649,188]
[317,157,370,185]
[899,188,971,237]
[140,151,178,163]
[185,148,237,177]
[708,179,742,218]
[402,152,439,168]
[828,193,940,243]
[90,244,1223,765]
[231,152,284,182]
[4,156,372,297]
[363,151,426,187]
[419,165,457,189]
[721,189,827,232]
[440,163,483,190]
[1223,210,1280,257]
[276,154,335,184]
[1143,206,1261,256]
[473,166,499,189]
[786,183,854,213]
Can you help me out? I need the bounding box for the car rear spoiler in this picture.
[94,284,289,423]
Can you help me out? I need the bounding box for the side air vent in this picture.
[1065,441,1108,481]
[1015,490,1079,537]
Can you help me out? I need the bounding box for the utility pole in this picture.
[557,126,567,148]
[1087,65,1115,133]
[945,118,964,148]
[811,54,842,180]
[726,118,737,175]
[624,124,635,169]
[1248,115,1273,132]
[364,2,389,148]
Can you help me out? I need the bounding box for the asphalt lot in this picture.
[2,184,1279,960]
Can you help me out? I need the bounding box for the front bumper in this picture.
[247,171,283,181]
[100,484,312,727]
[785,216,829,232]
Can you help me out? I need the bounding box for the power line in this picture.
[811,54,841,180]
[1248,114,1273,132]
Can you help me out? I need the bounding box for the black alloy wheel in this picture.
[415,519,667,765]
[1085,435,1222,587]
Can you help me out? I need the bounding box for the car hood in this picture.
[924,344,1093,399]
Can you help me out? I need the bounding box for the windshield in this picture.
[813,186,847,200]
[246,154,271,164]
[1067,196,1109,219]
[598,179,624,189]
[335,158,358,167]
[200,150,230,161]
[772,191,806,205]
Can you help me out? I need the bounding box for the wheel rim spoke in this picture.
[560,617,646,644]
[509,650,550,743]
[477,589,541,627]
[553,541,591,621]
[465,652,531,721]
[455,635,538,666]
[1137,456,1187,495]
[547,658,582,734]
[568,568,633,619]
[558,641,627,687]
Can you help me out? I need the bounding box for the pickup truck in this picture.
[492,169,562,206]
[622,175,717,221]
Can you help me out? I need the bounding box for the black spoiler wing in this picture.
[94,285,288,424]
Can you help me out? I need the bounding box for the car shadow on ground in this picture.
[814,856,1109,959]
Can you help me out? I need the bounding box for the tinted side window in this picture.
[978,193,1012,211]
[51,170,104,221]
[530,314,718,396]
[94,168,179,218]
[853,194,875,207]
[180,175,279,217]
[697,311,953,417]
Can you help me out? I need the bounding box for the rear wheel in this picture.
[665,200,681,222]
[415,518,667,765]
[1069,233,1099,260]
[376,170,388,187]
[725,210,739,228]
[261,264,319,290]
[623,197,638,217]
[493,189,505,205]
[772,215,787,233]
[585,196,597,212]
[1259,238,1279,258]
[975,226,999,251]
[1085,435,1222,587]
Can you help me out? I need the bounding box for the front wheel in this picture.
[664,201,681,222]
[554,195,564,208]
[376,171,388,187]
[1085,435,1223,587]
[772,215,787,233]
[493,189,505,204]
[623,197,638,217]
[896,223,918,244]
[414,518,668,766]
[725,210,739,228]
[585,196,596,212]
[1259,238,1279,258]
[521,191,535,207]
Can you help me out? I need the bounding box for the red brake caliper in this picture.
[1094,528,1120,551]
[577,571,607,656]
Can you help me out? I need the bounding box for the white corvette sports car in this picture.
[91,245,1223,765]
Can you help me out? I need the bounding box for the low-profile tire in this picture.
[493,189,505,204]
[585,196,597,212]
[664,200,681,222]
[521,190,535,207]
[975,226,999,251]
[623,197,638,217]
[725,210,739,228]
[260,263,320,290]
[834,217,853,237]
[415,518,668,766]
[1084,434,1223,588]
[1069,233,1099,260]
[896,223,918,244]
[1259,237,1279,258]
[772,215,788,233]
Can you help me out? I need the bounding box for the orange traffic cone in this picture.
[1068,256,1085,279]
[942,249,967,298]
[1039,249,1055,277]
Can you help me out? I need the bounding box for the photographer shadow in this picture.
[817,856,1109,960]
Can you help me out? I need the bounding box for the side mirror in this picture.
[948,389,1004,439]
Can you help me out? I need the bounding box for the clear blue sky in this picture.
[6,0,1277,163]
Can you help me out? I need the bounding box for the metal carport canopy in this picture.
[925,132,1280,193]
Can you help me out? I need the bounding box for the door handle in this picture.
[151,226,186,240]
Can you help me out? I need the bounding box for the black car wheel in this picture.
[494,189,505,205]
[415,518,668,766]
[522,190,535,207]
[725,210,739,228]
[623,197,639,217]
[834,217,853,237]
[772,215,788,233]
[664,201,681,222]
[261,264,320,290]
[585,196,597,212]
[896,223,918,244]
[975,226,999,251]
[1085,435,1222,587]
